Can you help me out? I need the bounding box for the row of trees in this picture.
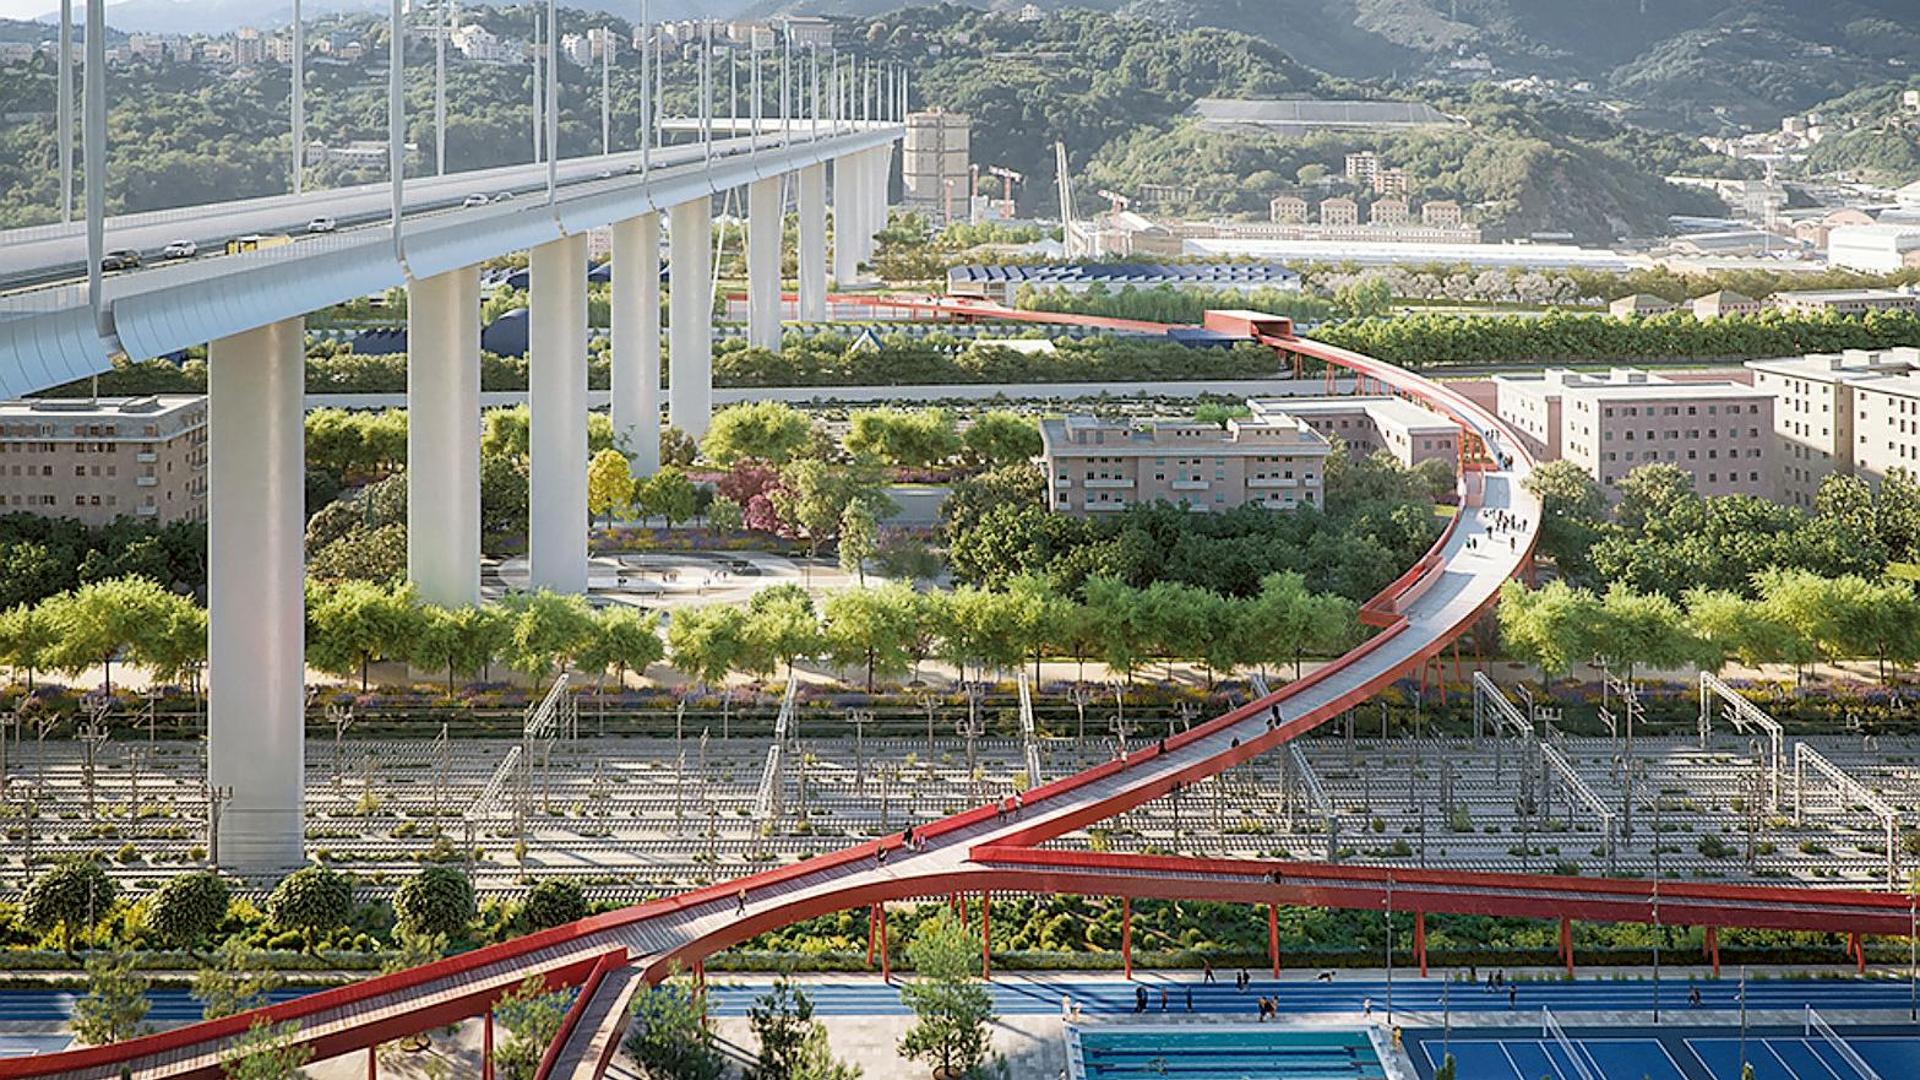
[1498,570,1920,687]
[1528,461,1920,597]
[1316,308,1920,370]
[0,576,204,693]
[0,513,206,611]
[696,400,1041,472]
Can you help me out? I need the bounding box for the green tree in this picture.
[638,467,698,528]
[72,945,151,1045]
[520,880,588,931]
[0,601,55,689]
[23,856,117,954]
[501,590,597,688]
[626,970,726,1080]
[577,606,665,697]
[773,457,895,565]
[587,447,637,528]
[193,937,285,1020]
[306,580,420,691]
[701,401,816,466]
[823,584,920,691]
[707,494,745,535]
[667,604,750,686]
[838,497,881,584]
[743,584,823,681]
[845,408,962,468]
[1497,580,1602,688]
[392,866,475,940]
[960,412,1042,468]
[1524,459,1606,578]
[219,1018,312,1080]
[144,871,230,952]
[897,908,995,1079]
[1334,276,1392,318]
[748,979,859,1080]
[1081,576,1149,684]
[265,866,353,953]
[1587,583,1704,680]
[409,604,504,694]
[39,575,176,693]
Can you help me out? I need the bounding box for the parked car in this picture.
[462,193,490,208]
[160,240,197,260]
[306,216,336,234]
[101,248,142,270]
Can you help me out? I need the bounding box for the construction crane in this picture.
[1096,188,1130,212]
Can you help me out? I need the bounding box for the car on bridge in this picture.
[462,193,490,208]
[306,216,337,234]
[225,233,293,255]
[160,240,197,260]
[100,248,142,270]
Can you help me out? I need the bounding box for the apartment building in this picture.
[1496,369,1773,499]
[1039,413,1330,516]
[1772,289,1918,316]
[902,109,971,223]
[1747,348,1920,505]
[1248,397,1459,470]
[0,396,209,526]
[1853,371,1920,483]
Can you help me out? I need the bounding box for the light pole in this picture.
[388,0,404,263]
[1384,874,1394,1024]
[1651,882,1662,1025]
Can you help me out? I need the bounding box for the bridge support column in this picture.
[797,162,827,320]
[208,317,306,873]
[1122,897,1133,980]
[611,213,662,478]
[1706,925,1720,977]
[1560,916,1574,978]
[405,266,481,607]
[482,1008,494,1080]
[1414,911,1427,977]
[1268,903,1280,979]
[747,176,783,351]
[1850,932,1865,973]
[981,890,991,982]
[879,903,891,983]
[528,233,588,594]
[832,155,861,287]
[366,1046,376,1079]
[668,196,713,440]
[867,904,877,969]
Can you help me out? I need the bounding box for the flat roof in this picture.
[0,394,204,419]
[1192,98,1459,130]
[1250,395,1456,433]
[1773,288,1916,301]
[1180,237,1646,272]
[1746,348,1920,381]
[949,263,1301,285]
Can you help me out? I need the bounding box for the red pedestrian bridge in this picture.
[4,310,1893,1080]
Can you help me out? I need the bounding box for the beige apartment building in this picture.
[1496,369,1773,499]
[1854,372,1920,482]
[1249,396,1459,470]
[1747,348,1920,505]
[0,395,209,526]
[1039,413,1331,516]
[1772,289,1918,316]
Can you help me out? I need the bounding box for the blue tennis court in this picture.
[1688,1035,1920,1078]
[1419,1030,1920,1079]
[1422,1036,1684,1079]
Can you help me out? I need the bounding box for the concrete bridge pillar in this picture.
[528,232,589,593]
[405,266,481,607]
[746,176,783,351]
[832,154,861,287]
[668,196,714,440]
[208,317,307,873]
[611,213,662,478]
[797,163,827,321]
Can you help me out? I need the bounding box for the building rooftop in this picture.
[948,263,1301,288]
[1039,413,1328,456]
[1773,287,1917,302]
[1746,347,1920,381]
[1191,98,1459,132]
[1248,395,1456,433]
[0,394,205,419]
[1494,367,1762,401]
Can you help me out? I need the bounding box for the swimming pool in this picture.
[1068,1025,1389,1079]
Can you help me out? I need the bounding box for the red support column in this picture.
[1852,932,1865,973]
[1436,658,1448,706]
[1122,897,1134,981]
[367,1047,376,1080]
[981,891,992,982]
[1268,903,1280,979]
[1414,911,1427,978]
[1560,917,1574,978]
[483,1009,495,1080]
[867,904,878,969]
[879,904,892,983]
[1707,925,1721,977]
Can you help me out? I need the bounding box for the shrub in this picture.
[520,880,588,932]
[265,866,353,951]
[23,857,117,953]
[391,867,475,940]
[144,872,230,951]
